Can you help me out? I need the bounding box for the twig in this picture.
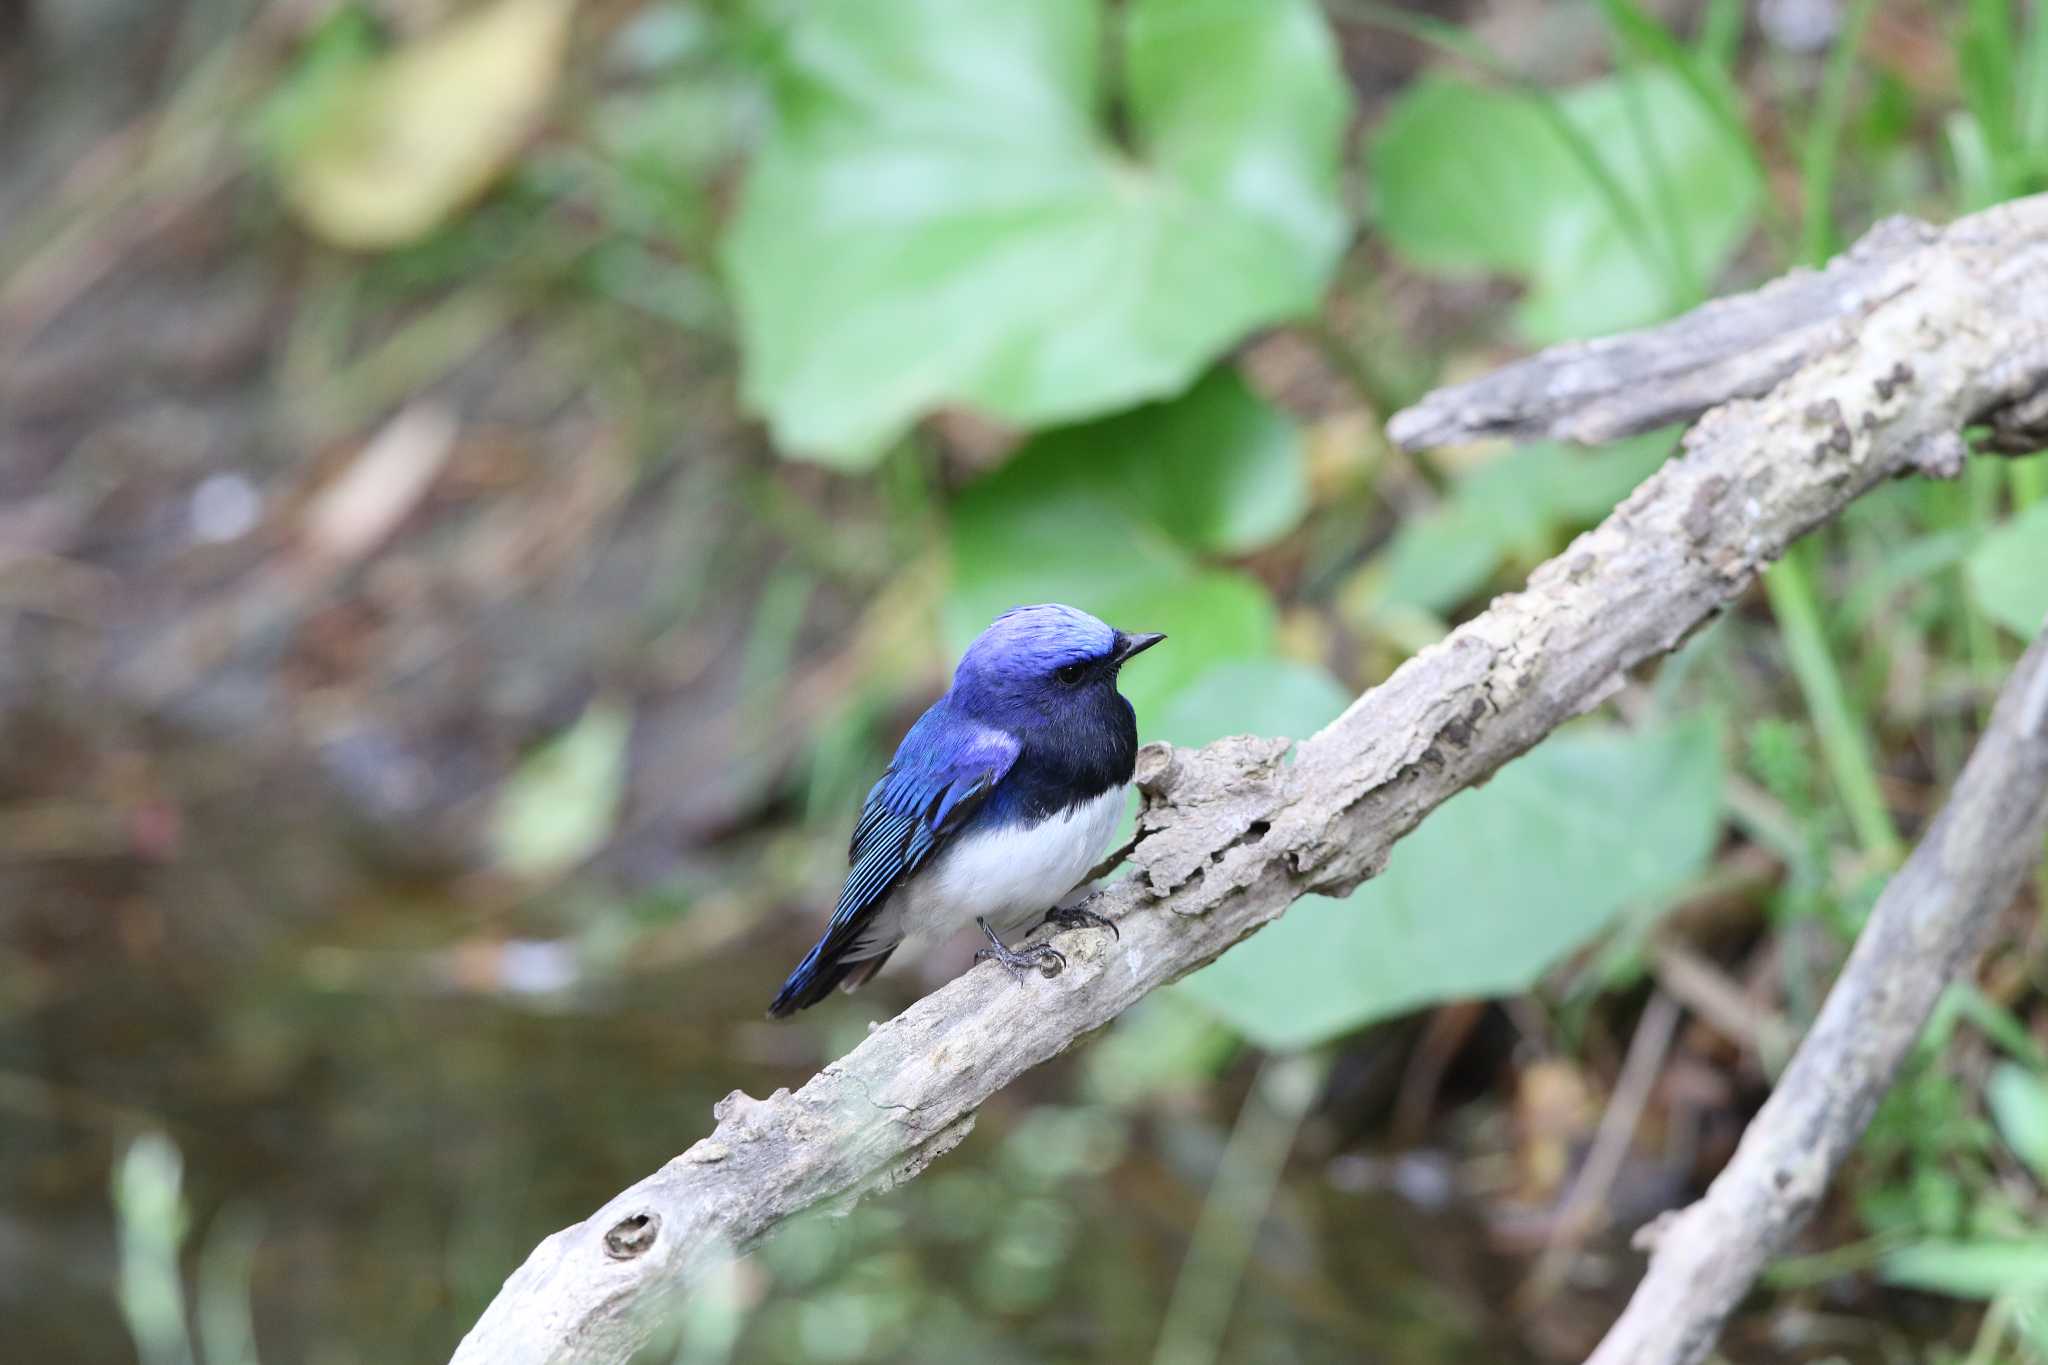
[452,195,2048,1365]
[1521,991,1682,1304]
[1382,215,1937,451]
[1151,1054,1325,1365]
[1587,621,2048,1365]
[1650,938,1796,1069]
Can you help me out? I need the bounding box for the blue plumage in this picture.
[768,604,1164,1017]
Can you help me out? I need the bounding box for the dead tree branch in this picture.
[1588,621,2048,1365]
[453,194,2048,1365]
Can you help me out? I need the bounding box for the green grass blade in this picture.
[1602,30,1702,304]
[1763,544,1902,863]
[1594,0,1756,170]
[1698,0,1744,72]
[1592,0,1789,250]
[1801,0,1878,266]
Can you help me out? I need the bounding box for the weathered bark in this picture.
[453,195,2048,1365]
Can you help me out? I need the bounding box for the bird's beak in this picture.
[1113,631,1166,663]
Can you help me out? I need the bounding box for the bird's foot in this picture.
[975,917,1066,981]
[1042,905,1119,942]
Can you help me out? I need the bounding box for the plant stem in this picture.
[1799,0,1877,267]
[1151,1053,1325,1365]
[1763,545,1901,863]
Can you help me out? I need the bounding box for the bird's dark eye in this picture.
[1055,662,1087,685]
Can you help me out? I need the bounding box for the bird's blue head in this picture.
[950,604,1165,734]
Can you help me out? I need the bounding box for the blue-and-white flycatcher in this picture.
[770,604,1163,1017]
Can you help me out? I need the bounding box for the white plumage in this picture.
[879,786,1127,958]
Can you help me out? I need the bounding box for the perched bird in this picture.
[768,604,1164,1018]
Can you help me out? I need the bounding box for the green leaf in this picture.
[1990,1062,2048,1184]
[1370,431,1676,615]
[968,369,1308,558]
[1883,1239,2048,1299]
[1151,659,1350,750]
[724,0,1349,463]
[1059,369,1309,556]
[1370,69,1760,341]
[1965,498,2048,637]
[1177,714,1724,1050]
[492,701,632,877]
[253,4,383,161]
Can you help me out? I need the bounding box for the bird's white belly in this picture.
[898,787,1126,947]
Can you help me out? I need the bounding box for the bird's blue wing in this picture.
[767,716,1018,1016]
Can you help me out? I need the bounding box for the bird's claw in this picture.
[1043,905,1120,942]
[976,918,1067,981]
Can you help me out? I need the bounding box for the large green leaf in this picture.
[962,368,1307,559]
[725,0,1350,463]
[1002,369,1310,556]
[1370,70,1760,342]
[1965,498,2048,638]
[946,369,1308,718]
[1177,714,1725,1050]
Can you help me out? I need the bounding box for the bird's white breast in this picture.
[898,787,1126,947]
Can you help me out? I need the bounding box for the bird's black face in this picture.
[1007,626,1166,772]
[1004,626,1165,799]
[1047,629,1167,692]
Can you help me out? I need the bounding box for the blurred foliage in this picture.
[277,0,577,248]
[723,0,1352,463]
[1948,0,2048,208]
[1371,68,1760,340]
[1966,498,2048,637]
[491,699,634,878]
[1880,1054,2048,1359]
[10,0,2048,1359]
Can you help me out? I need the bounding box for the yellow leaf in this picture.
[281,0,575,250]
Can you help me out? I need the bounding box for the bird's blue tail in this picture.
[766,945,894,1017]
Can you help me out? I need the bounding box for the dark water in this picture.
[1,844,1545,1365]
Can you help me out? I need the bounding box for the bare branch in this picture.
[1588,620,2048,1365]
[453,195,2048,1365]
[1383,215,1939,451]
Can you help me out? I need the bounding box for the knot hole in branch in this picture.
[603,1211,661,1260]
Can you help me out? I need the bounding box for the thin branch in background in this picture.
[1152,1054,1326,1365]
[1587,619,2048,1365]
[1650,938,1796,1073]
[1521,992,1682,1305]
